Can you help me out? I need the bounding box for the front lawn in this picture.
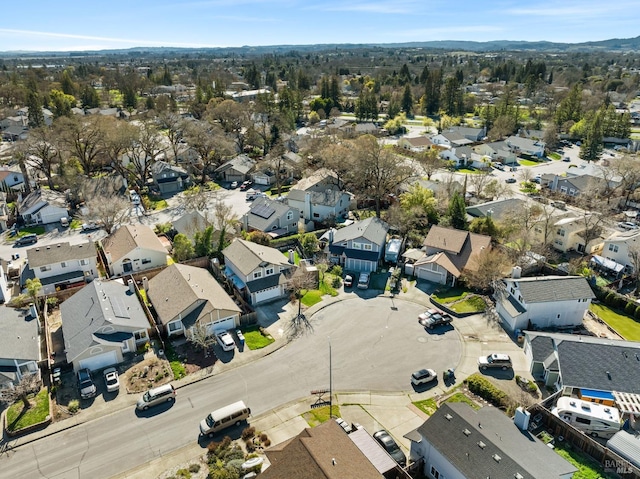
[448,295,487,313]
[432,287,470,303]
[518,158,541,166]
[413,392,480,416]
[301,289,323,307]
[303,404,341,427]
[18,226,46,236]
[242,326,275,349]
[548,152,561,160]
[148,198,168,210]
[5,388,50,432]
[589,303,640,341]
[164,344,187,379]
[458,168,486,174]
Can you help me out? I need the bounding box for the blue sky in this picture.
[1,0,638,52]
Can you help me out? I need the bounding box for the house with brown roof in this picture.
[146,263,241,338]
[397,136,434,152]
[260,419,405,479]
[403,226,491,286]
[100,224,168,278]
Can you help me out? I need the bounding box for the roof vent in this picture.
[515,473,524,479]
[607,371,612,380]
[463,429,471,436]
[445,413,453,421]
[477,441,486,449]
[493,454,501,462]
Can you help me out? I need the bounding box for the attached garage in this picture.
[415,266,446,285]
[78,350,118,371]
[205,316,237,335]
[345,258,376,273]
[253,286,282,304]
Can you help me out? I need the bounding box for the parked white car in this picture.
[216,331,236,351]
[357,272,370,289]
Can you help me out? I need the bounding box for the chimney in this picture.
[29,302,38,319]
[513,407,530,431]
[142,276,149,291]
[328,228,334,243]
[512,266,522,279]
[105,251,112,263]
[288,249,295,264]
[128,278,135,294]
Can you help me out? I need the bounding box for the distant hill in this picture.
[2,35,640,58]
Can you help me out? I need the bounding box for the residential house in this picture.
[505,135,545,157]
[524,331,640,396]
[146,263,241,338]
[150,160,191,195]
[403,226,491,286]
[286,169,352,224]
[0,114,27,130]
[474,141,518,165]
[260,419,404,479]
[517,128,545,140]
[397,136,434,152]
[214,154,256,183]
[466,198,529,223]
[16,188,68,226]
[599,229,640,274]
[544,174,608,198]
[327,217,389,273]
[17,106,53,126]
[0,192,9,231]
[440,146,486,169]
[0,306,41,390]
[171,210,209,240]
[495,275,595,333]
[25,241,98,295]
[0,167,25,191]
[60,279,151,371]
[551,215,604,254]
[399,178,464,201]
[0,260,11,303]
[101,224,168,278]
[430,131,473,148]
[1,125,28,142]
[446,126,486,142]
[406,403,576,479]
[222,238,296,305]
[241,197,300,238]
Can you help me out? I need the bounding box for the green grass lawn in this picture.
[242,327,275,349]
[518,158,541,166]
[458,168,486,174]
[413,392,481,416]
[589,303,640,341]
[164,344,187,380]
[553,443,617,479]
[301,289,323,307]
[19,226,46,236]
[431,287,470,303]
[6,389,50,432]
[449,295,487,313]
[303,405,341,427]
[446,392,481,410]
[548,152,561,160]
[148,198,168,210]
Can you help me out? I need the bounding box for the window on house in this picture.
[80,259,90,266]
[287,211,294,220]
[142,258,151,264]
[61,262,67,268]
[313,213,320,218]
[40,266,51,272]
[363,244,372,251]
[430,466,442,479]
[168,322,181,332]
[254,271,262,279]
[557,229,565,237]
[352,242,362,250]
[266,267,274,275]
[608,244,619,253]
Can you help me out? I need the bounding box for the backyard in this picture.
[589,303,640,341]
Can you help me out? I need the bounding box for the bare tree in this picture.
[518,168,533,183]
[187,323,216,358]
[157,111,187,164]
[84,194,130,234]
[627,241,640,294]
[286,269,317,338]
[179,186,210,212]
[466,170,494,199]
[21,126,60,189]
[184,121,234,185]
[416,148,445,180]
[462,248,511,292]
[56,115,107,176]
[0,373,41,409]
[208,99,251,152]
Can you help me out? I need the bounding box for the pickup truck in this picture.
[418,309,453,329]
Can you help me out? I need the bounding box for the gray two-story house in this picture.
[222,238,296,304]
[286,169,352,225]
[327,217,389,273]
[241,197,300,238]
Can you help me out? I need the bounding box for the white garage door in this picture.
[79,351,118,371]
[416,267,445,285]
[205,316,236,335]
[254,286,281,304]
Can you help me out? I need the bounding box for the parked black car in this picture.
[373,429,406,467]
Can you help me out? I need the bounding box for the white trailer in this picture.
[552,397,621,439]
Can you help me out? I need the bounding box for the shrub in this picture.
[616,295,627,310]
[331,276,342,288]
[635,305,640,320]
[245,439,256,452]
[330,265,343,277]
[263,439,271,447]
[176,468,191,479]
[464,374,510,409]
[68,400,80,414]
[260,433,268,442]
[242,426,256,440]
[625,301,636,316]
[605,292,616,306]
[188,464,200,473]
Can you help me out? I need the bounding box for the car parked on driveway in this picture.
[618,221,638,231]
[411,368,437,386]
[103,367,120,393]
[357,272,370,289]
[505,177,517,184]
[217,331,236,351]
[82,222,101,232]
[343,274,353,287]
[77,368,97,399]
[239,180,253,191]
[373,430,406,467]
[478,353,512,370]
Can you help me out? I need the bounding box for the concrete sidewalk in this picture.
[5,280,529,478]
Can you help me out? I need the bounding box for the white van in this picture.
[552,397,621,439]
[136,383,176,410]
[200,401,251,437]
[60,217,69,228]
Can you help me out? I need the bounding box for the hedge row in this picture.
[602,290,640,321]
[464,374,511,409]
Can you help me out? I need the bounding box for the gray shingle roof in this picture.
[507,276,595,303]
[415,403,576,479]
[0,306,40,362]
[60,280,149,362]
[214,154,255,174]
[223,238,293,276]
[242,197,299,232]
[147,263,240,326]
[332,217,389,246]
[101,224,167,263]
[530,334,555,362]
[27,241,96,268]
[466,198,528,221]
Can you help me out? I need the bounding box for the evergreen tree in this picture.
[60,70,76,96]
[580,109,604,162]
[401,84,413,116]
[448,192,468,230]
[81,85,100,108]
[26,91,44,128]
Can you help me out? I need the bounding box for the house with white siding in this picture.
[100,224,168,278]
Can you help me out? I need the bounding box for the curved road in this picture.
[1,297,461,478]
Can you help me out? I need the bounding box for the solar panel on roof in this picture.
[109,297,130,319]
[252,203,275,219]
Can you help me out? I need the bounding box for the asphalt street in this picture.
[0,296,465,479]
